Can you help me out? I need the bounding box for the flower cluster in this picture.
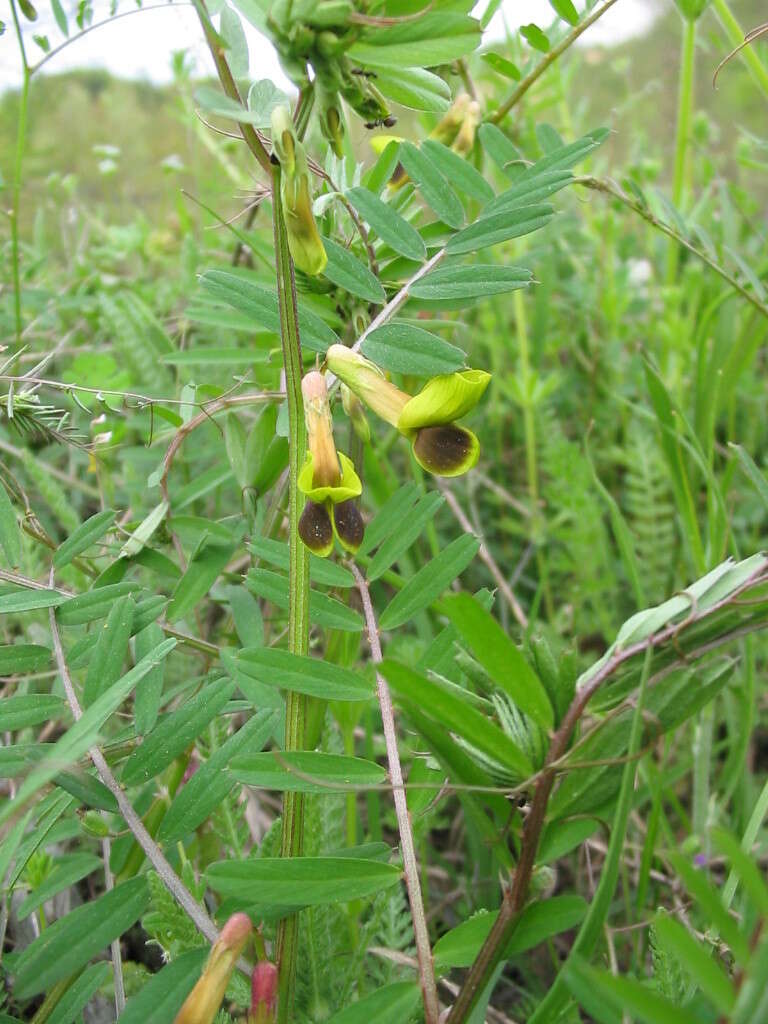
[296,349,490,558]
[266,2,394,156]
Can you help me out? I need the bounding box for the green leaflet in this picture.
[443,592,553,729]
[231,751,387,793]
[361,324,465,376]
[207,855,401,905]
[379,534,480,630]
[14,877,150,998]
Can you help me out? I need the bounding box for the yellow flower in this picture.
[325,345,490,477]
[298,371,364,555]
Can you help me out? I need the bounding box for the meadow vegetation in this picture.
[1,1,768,1022]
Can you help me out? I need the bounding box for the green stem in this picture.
[692,702,713,847]
[490,0,621,122]
[667,17,696,284]
[711,0,768,97]
[514,290,551,619]
[272,163,311,1024]
[577,176,768,322]
[9,0,30,355]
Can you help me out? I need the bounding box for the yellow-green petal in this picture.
[397,369,490,432]
[411,424,480,477]
[298,450,362,504]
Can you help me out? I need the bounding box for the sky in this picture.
[0,0,658,91]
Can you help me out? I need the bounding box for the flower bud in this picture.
[271,106,327,276]
[302,371,340,488]
[270,105,296,177]
[304,0,353,28]
[453,99,481,156]
[320,100,345,158]
[78,810,110,838]
[325,345,410,428]
[430,94,472,147]
[174,913,252,1024]
[248,961,278,1024]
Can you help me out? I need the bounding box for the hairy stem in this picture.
[490,0,620,123]
[194,0,272,175]
[351,564,440,1024]
[577,176,768,321]
[47,583,221,946]
[272,162,311,1024]
[446,568,768,1022]
[194,13,311,1012]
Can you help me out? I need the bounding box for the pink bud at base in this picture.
[249,961,278,1024]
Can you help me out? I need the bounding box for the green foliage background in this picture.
[2,0,768,1022]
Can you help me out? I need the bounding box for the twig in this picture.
[0,437,99,499]
[577,176,768,322]
[0,568,219,658]
[325,248,448,391]
[713,21,768,88]
[351,563,441,1024]
[309,163,379,277]
[490,0,622,123]
[0,373,262,409]
[102,835,126,1016]
[48,574,220,946]
[159,391,278,505]
[446,564,768,1022]
[437,482,528,629]
[194,0,273,175]
[474,471,531,519]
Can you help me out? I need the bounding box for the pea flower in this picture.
[298,370,364,556]
[174,913,252,1024]
[325,344,490,477]
[271,106,327,276]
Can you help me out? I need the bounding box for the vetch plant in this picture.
[3,1,768,1023]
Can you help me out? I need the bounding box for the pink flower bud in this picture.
[249,961,278,1024]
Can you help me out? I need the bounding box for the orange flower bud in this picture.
[174,914,252,1024]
